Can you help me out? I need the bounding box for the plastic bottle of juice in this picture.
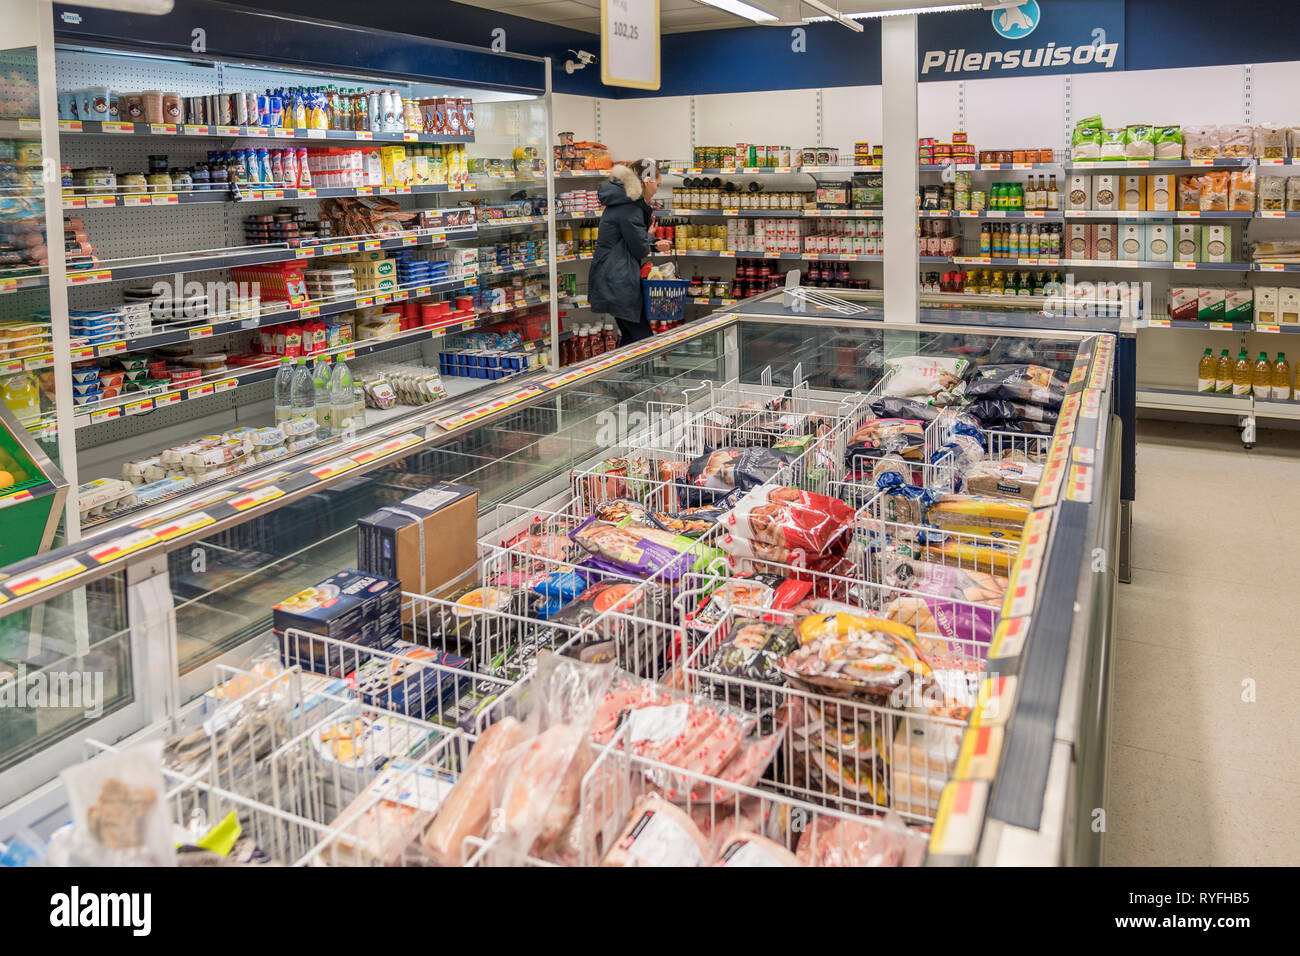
[1232,349,1252,396]
[1253,351,1273,398]
[1214,349,1233,393]
[1272,352,1292,400]
[1196,348,1216,393]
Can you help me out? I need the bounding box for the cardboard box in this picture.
[1199,224,1232,263]
[1197,287,1226,320]
[1066,174,1091,211]
[1119,223,1144,260]
[1092,174,1118,211]
[1067,223,1091,260]
[357,484,479,611]
[1174,224,1199,262]
[1168,285,1198,320]
[1255,286,1280,325]
[1093,223,1117,260]
[1146,223,1174,261]
[1147,174,1176,212]
[1280,288,1300,324]
[1119,175,1146,211]
[273,569,402,677]
[1224,288,1253,322]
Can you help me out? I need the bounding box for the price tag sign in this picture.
[601,0,660,90]
[1259,263,1286,272]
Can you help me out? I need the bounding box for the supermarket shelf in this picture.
[61,182,493,209]
[474,293,551,319]
[480,257,553,276]
[1142,318,1253,331]
[1252,262,1300,272]
[61,315,496,432]
[1250,323,1300,333]
[949,256,1065,267]
[1063,159,1253,171]
[1254,211,1300,219]
[47,117,474,144]
[1059,259,1249,271]
[1063,210,1253,220]
[1136,386,1300,420]
[53,276,480,363]
[0,273,47,296]
[664,165,870,175]
[475,216,548,229]
[920,209,1063,220]
[62,227,475,288]
[553,170,613,178]
[556,213,601,222]
[652,250,881,261]
[919,162,1060,172]
[555,254,594,263]
[665,208,883,218]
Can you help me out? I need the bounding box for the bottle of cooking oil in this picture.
[1197,348,1216,393]
[1273,352,1292,400]
[1232,349,1252,396]
[1215,349,1234,393]
[1253,351,1273,398]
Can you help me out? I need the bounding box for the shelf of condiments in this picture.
[688,142,879,170]
[921,268,1066,297]
[58,85,476,138]
[648,217,884,257]
[1197,349,1295,399]
[921,170,1060,213]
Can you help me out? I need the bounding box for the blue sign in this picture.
[919,0,1124,81]
[991,1,1040,41]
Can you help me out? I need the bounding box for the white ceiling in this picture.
[452,0,769,35]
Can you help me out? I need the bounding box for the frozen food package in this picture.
[926,493,1032,540]
[881,550,1007,610]
[573,455,653,510]
[964,364,1067,407]
[1123,124,1155,159]
[570,516,698,579]
[683,446,795,498]
[882,355,969,402]
[795,814,877,867]
[1219,124,1254,158]
[1070,115,1103,161]
[590,497,721,537]
[869,396,942,422]
[697,617,800,689]
[845,417,926,463]
[779,612,931,699]
[1259,175,1286,211]
[602,793,710,867]
[874,473,935,526]
[718,488,857,556]
[922,535,1020,575]
[1254,123,1287,159]
[961,450,1045,500]
[1229,168,1255,212]
[1182,124,1220,159]
[713,831,801,867]
[1099,127,1127,162]
[1153,125,1184,160]
[1198,170,1229,211]
[60,741,174,866]
[690,577,780,633]
[964,399,1060,426]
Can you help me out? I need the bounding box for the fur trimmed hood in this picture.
[604,164,643,202]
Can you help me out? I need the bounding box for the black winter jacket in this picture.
[587,165,653,321]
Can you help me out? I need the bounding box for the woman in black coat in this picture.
[587,160,672,343]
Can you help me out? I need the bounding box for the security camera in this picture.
[565,49,597,75]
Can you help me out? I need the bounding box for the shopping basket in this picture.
[642,278,690,323]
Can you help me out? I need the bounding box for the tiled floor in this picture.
[1105,419,1300,866]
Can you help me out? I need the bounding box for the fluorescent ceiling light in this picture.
[697,0,780,22]
[62,0,175,12]
[803,1,980,21]
[801,0,865,30]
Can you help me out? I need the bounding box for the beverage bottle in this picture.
[1214,349,1233,393]
[1029,224,1040,258]
[293,89,308,129]
[1018,224,1030,258]
[1032,271,1045,296]
[1018,271,1032,296]
[273,356,296,423]
[1232,349,1252,396]
[291,357,316,420]
[1047,175,1059,210]
[1273,352,1293,400]
[977,270,991,295]
[979,223,991,256]
[1196,348,1216,393]
[1253,351,1273,397]
[312,356,333,436]
[329,359,355,434]
[297,147,312,187]
[351,384,368,429]
[367,90,381,132]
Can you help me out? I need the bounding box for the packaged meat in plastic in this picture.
[779,612,931,700]
[926,493,1031,540]
[795,813,877,867]
[713,831,801,867]
[845,417,925,464]
[602,793,710,867]
[964,363,1066,407]
[421,717,527,865]
[60,741,174,866]
[881,355,969,402]
[1182,124,1220,159]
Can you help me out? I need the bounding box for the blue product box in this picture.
[350,641,472,720]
